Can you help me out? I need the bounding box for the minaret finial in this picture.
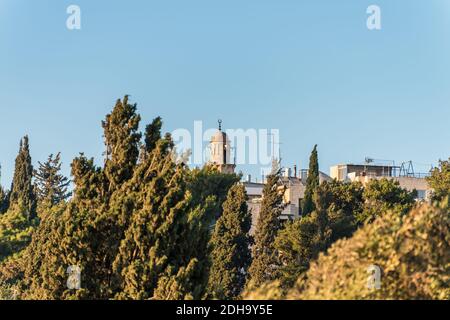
[218,119,222,131]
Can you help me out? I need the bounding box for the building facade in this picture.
[243,167,332,233]
[330,163,432,201]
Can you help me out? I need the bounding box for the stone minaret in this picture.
[209,120,236,174]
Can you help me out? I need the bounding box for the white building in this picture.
[330,162,432,201]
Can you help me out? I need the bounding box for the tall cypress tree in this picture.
[34,153,71,206]
[206,183,252,300]
[0,139,38,264]
[83,96,144,298]
[247,170,285,287]
[102,95,142,193]
[9,136,36,219]
[302,144,319,215]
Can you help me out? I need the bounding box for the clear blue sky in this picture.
[1,0,449,187]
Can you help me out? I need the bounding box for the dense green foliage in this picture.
[247,170,285,288]
[206,184,252,300]
[357,178,417,224]
[113,147,199,299]
[291,202,450,300]
[427,159,450,202]
[275,179,415,288]
[245,202,449,300]
[273,178,418,289]
[0,207,38,263]
[0,138,39,264]
[0,97,240,300]
[274,181,359,288]
[0,96,447,301]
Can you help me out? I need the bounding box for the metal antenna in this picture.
[218,119,222,131]
[267,133,282,162]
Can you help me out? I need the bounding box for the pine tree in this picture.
[247,170,285,287]
[34,153,71,206]
[9,136,36,219]
[302,144,319,215]
[102,95,142,193]
[206,183,252,300]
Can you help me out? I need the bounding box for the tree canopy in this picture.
[0,96,447,301]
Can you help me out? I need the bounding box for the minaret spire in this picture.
[209,120,235,174]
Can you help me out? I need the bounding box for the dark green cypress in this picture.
[113,141,192,299]
[144,116,163,153]
[206,183,252,300]
[302,144,319,215]
[102,95,142,193]
[9,136,36,219]
[247,170,285,287]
